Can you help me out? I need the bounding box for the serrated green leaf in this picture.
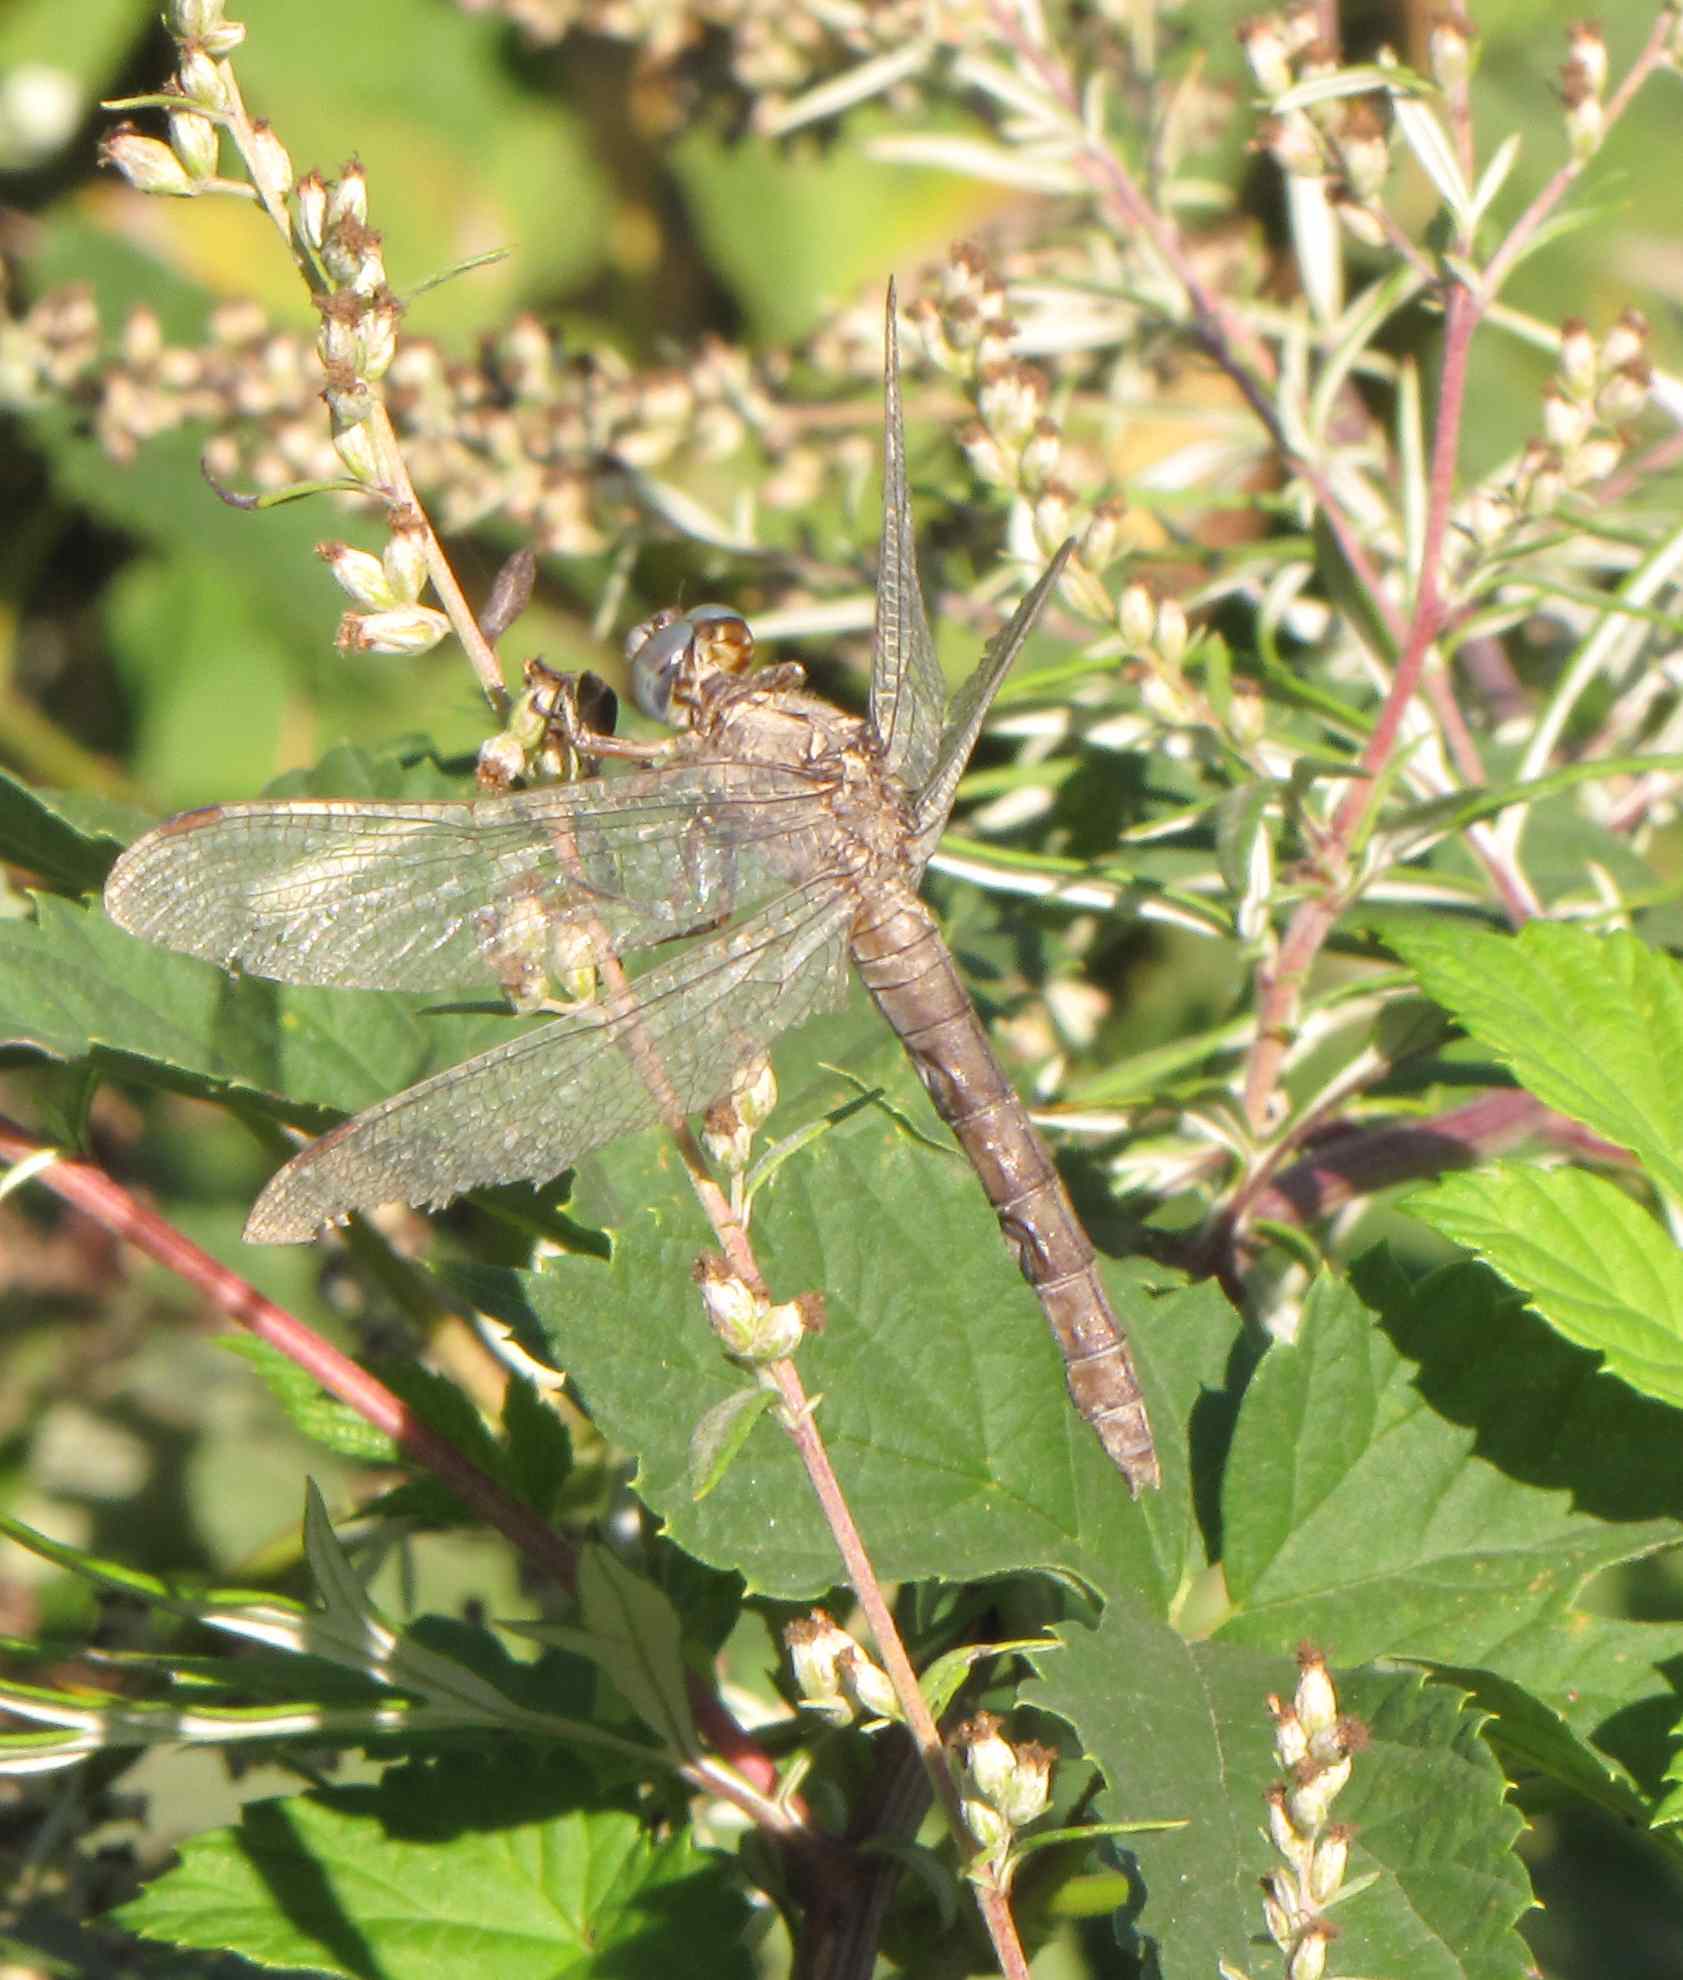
[519,1544,698,1763]
[448,1023,1206,1604]
[221,1336,400,1463]
[115,1765,752,1980]
[1386,920,1683,1205]
[0,768,138,893]
[1030,1626,1534,1978]
[1411,1163,1683,1409]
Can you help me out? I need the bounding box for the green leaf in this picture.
[221,1337,399,1463]
[517,1545,698,1764]
[0,891,521,1123]
[1384,919,1683,1205]
[1410,1163,1683,1409]
[115,1763,752,1979]
[0,767,138,894]
[1033,1629,1534,1978]
[1210,1258,1683,1801]
[450,1021,1207,1604]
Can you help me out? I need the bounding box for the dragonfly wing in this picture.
[104,761,827,997]
[866,286,946,791]
[908,540,1073,866]
[244,881,856,1241]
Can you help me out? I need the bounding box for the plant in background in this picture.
[3,0,1683,1974]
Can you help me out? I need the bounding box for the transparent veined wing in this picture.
[104,759,832,1000]
[866,286,946,792]
[244,880,856,1241]
[909,540,1074,867]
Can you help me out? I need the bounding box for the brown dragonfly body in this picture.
[104,293,1160,1494]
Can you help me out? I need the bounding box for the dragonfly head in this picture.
[625,606,754,728]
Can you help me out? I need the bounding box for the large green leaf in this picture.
[1031,1636,1535,1979]
[454,1019,1223,1605]
[116,1762,751,1979]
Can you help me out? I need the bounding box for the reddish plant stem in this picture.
[0,1113,780,1808]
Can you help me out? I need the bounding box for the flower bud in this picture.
[785,1610,858,1726]
[1306,1823,1351,1904]
[382,519,427,603]
[1261,1869,1302,1948]
[836,1645,901,1723]
[1602,307,1650,371]
[122,305,163,369]
[1596,359,1650,425]
[1557,316,1596,399]
[358,292,402,380]
[1428,11,1473,88]
[199,17,246,56]
[701,1098,753,1172]
[1566,20,1607,98]
[1019,417,1061,491]
[1268,1694,1310,1769]
[168,0,225,37]
[1335,97,1389,203]
[1288,1920,1332,1980]
[1156,594,1189,667]
[977,360,1047,443]
[1561,64,1603,161]
[327,159,368,231]
[959,419,1013,488]
[1080,497,1127,573]
[1571,432,1622,484]
[245,120,292,206]
[1237,15,1294,97]
[318,540,395,609]
[1287,1753,1350,1832]
[169,108,219,180]
[1032,480,1076,557]
[295,169,328,252]
[732,1056,778,1131]
[101,126,195,196]
[176,46,226,109]
[1294,1646,1338,1737]
[338,605,450,656]
[1540,383,1591,451]
[693,1255,805,1363]
[1119,579,1157,653]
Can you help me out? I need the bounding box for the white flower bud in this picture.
[1294,1647,1338,1737]
[382,522,427,603]
[1119,580,1157,653]
[1602,308,1650,371]
[245,120,292,205]
[1541,383,1591,451]
[1596,360,1651,425]
[1428,13,1472,88]
[836,1646,901,1723]
[168,109,219,180]
[338,605,450,656]
[732,1056,778,1131]
[318,540,395,609]
[176,47,226,109]
[1237,15,1294,97]
[1566,21,1607,98]
[101,127,195,197]
[327,161,368,231]
[1019,417,1061,491]
[1556,317,1596,399]
[1156,595,1189,667]
[1306,1823,1350,1904]
[295,169,328,253]
[1287,1921,1332,1980]
[959,419,1013,488]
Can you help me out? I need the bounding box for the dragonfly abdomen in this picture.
[850,891,1160,1495]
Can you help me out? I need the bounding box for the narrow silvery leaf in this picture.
[1391,94,1471,227]
[757,41,933,137]
[865,135,1086,195]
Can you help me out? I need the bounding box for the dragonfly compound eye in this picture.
[627,604,752,726]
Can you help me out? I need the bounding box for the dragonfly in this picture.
[104,290,1160,1495]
